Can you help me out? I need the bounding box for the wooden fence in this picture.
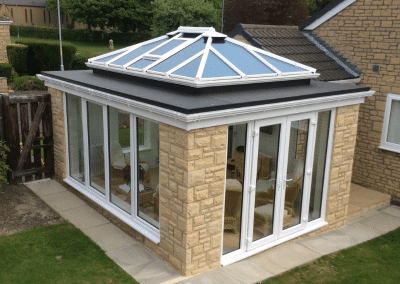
[0,92,54,182]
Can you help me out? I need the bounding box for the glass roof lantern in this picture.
[87,27,319,88]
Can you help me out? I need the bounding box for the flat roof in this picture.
[41,70,369,115]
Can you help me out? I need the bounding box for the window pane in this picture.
[253,124,280,241]
[202,51,239,78]
[387,100,400,145]
[284,119,309,229]
[224,124,247,255]
[255,52,307,73]
[66,93,84,183]
[137,118,159,228]
[149,39,185,56]
[309,111,331,221]
[109,107,131,214]
[87,102,105,194]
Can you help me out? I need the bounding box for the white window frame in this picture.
[63,92,161,244]
[380,93,400,153]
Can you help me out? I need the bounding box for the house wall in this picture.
[0,22,11,63]
[0,5,86,29]
[312,0,400,204]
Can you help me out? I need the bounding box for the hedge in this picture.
[15,39,77,75]
[13,76,47,91]
[71,54,91,70]
[10,25,151,46]
[6,44,28,73]
[0,63,13,82]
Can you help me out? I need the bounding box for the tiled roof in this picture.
[2,0,46,7]
[228,24,361,82]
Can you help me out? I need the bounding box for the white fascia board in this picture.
[85,62,319,88]
[328,78,361,84]
[38,73,374,131]
[303,0,357,30]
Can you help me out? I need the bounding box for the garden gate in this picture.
[0,91,54,182]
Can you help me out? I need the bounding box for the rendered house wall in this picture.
[311,0,400,204]
[0,22,11,63]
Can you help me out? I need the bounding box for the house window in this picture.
[65,93,160,237]
[25,9,27,22]
[66,14,68,23]
[30,9,32,23]
[49,11,51,23]
[43,10,46,23]
[380,93,400,152]
[11,8,13,17]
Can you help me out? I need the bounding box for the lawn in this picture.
[10,36,124,58]
[262,227,400,284]
[0,223,139,284]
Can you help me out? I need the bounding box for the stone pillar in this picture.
[48,87,67,180]
[0,22,11,63]
[0,77,7,93]
[159,123,228,276]
[325,104,360,229]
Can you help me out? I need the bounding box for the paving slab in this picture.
[337,223,383,245]
[106,244,158,270]
[220,259,275,283]
[247,252,286,275]
[83,223,138,252]
[380,205,400,219]
[358,212,400,233]
[259,242,321,271]
[125,258,182,284]
[25,179,67,197]
[40,190,87,212]
[296,235,343,255]
[59,206,110,230]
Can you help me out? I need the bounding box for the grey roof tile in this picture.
[228,24,361,82]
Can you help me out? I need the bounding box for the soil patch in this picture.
[0,183,65,236]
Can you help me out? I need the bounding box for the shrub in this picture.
[6,44,28,73]
[0,63,13,82]
[0,139,10,187]
[71,54,90,70]
[15,39,77,75]
[13,76,47,91]
[11,68,19,82]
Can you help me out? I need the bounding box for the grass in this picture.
[10,36,124,58]
[0,223,139,284]
[262,227,400,284]
[118,126,144,149]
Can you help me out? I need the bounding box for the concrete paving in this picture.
[25,179,400,284]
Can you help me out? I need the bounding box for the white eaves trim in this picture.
[37,73,374,131]
[303,0,357,30]
[85,62,319,88]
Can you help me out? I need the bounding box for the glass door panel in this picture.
[282,119,309,230]
[252,124,281,241]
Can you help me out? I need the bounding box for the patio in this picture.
[25,178,398,284]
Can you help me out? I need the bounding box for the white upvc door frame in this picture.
[245,111,318,250]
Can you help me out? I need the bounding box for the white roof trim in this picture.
[303,0,357,30]
[0,21,13,25]
[37,73,374,131]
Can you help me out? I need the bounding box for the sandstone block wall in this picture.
[313,0,400,204]
[0,24,11,63]
[0,77,7,93]
[159,123,228,276]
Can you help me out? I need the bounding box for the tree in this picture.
[151,0,221,37]
[306,0,334,16]
[45,0,152,32]
[223,0,309,34]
